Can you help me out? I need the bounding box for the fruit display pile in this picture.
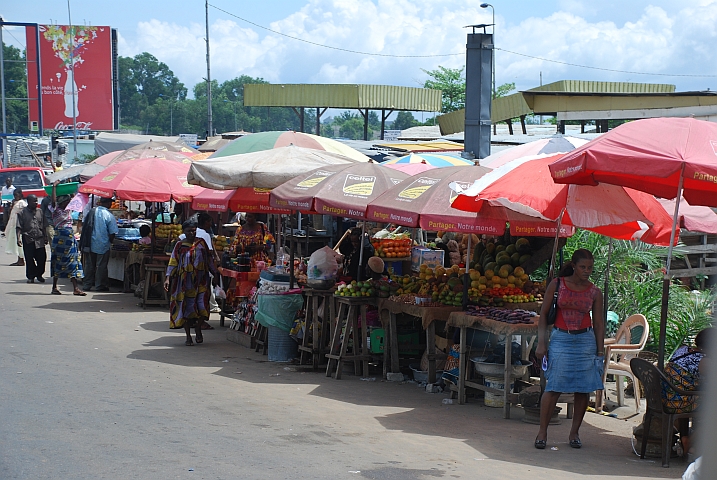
[371,233,412,259]
[213,235,230,252]
[155,223,182,240]
[466,306,538,324]
[335,279,380,298]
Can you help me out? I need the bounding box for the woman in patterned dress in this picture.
[49,183,85,296]
[164,218,218,346]
[230,213,275,264]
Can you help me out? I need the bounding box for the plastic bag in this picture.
[307,246,340,280]
[275,246,290,272]
[214,286,227,300]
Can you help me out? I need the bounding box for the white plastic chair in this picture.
[600,314,650,412]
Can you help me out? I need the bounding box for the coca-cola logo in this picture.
[54,121,93,130]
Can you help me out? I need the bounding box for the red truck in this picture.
[0,167,48,228]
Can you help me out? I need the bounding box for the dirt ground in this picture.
[0,241,689,479]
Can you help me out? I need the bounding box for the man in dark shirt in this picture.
[16,194,49,283]
[40,195,55,244]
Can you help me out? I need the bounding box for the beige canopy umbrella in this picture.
[187,145,368,190]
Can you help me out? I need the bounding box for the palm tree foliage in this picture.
[533,230,715,361]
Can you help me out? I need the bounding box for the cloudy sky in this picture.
[2,0,717,97]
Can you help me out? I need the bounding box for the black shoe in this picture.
[36,276,46,283]
[95,286,109,292]
[26,279,34,284]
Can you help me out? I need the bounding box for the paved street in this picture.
[0,244,683,479]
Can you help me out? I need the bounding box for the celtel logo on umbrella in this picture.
[397,177,439,200]
[101,171,119,182]
[296,170,334,189]
[342,174,376,197]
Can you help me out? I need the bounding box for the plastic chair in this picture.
[600,314,649,412]
[630,357,698,468]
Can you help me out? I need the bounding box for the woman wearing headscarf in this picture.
[49,182,85,295]
[5,188,26,266]
[164,218,219,346]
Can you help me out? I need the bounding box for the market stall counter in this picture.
[377,299,462,383]
[447,311,538,419]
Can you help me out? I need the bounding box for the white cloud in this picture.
[117,0,717,96]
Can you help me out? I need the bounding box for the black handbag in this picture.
[546,278,560,325]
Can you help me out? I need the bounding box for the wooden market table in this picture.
[326,296,377,380]
[447,311,539,419]
[377,299,462,382]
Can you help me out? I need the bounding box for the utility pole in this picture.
[205,0,213,137]
[0,20,7,167]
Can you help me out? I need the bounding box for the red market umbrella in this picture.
[191,187,290,214]
[269,162,409,219]
[451,154,676,244]
[128,140,196,154]
[548,117,717,367]
[79,157,203,203]
[93,149,193,167]
[366,165,570,236]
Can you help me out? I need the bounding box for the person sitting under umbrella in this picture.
[230,213,274,265]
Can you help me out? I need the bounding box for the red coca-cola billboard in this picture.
[26,25,116,131]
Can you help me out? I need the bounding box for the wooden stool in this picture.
[299,289,335,370]
[325,297,374,379]
[254,324,268,355]
[142,264,168,309]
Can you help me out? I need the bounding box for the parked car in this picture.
[0,167,48,228]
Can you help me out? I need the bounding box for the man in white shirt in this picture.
[2,176,16,234]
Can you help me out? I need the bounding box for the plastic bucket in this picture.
[267,325,298,362]
[483,375,514,408]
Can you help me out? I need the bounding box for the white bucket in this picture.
[483,376,514,408]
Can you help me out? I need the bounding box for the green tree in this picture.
[392,111,419,131]
[2,43,28,133]
[422,66,465,113]
[493,81,516,99]
[118,53,186,128]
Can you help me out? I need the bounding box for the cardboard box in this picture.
[411,246,444,272]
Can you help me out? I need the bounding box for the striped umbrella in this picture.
[381,153,474,168]
[480,136,589,169]
[210,131,369,162]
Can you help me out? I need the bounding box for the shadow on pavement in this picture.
[127,320,679,478]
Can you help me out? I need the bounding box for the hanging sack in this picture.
[546,278,560,325]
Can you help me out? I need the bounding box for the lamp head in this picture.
[480,3,491,8]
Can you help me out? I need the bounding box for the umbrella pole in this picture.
[603,238,613,324]
[290,211,296,289]
[357,222,366,282]
[658,170,684,369]
[462,233,471,310]
[548,210,565,281]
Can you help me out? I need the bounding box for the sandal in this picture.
[534,438,547,450]
[185,339,194,346]
[73,290,87,296]
[569,437,582,449]
[195,332,204,344]
[51,289,62,295]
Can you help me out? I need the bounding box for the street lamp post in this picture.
[480,3,495,126]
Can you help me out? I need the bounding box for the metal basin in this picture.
[470,359,531,378]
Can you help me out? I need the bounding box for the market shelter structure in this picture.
[243,84,442,140]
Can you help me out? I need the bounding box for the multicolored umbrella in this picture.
[211,131,369,162]
[381,153,474,168]
[191,187,290,214]
[269,162,408,219]
[80,157,203,203]
[188,145,366,190]
[480,136,588,169]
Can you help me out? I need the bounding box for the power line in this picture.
[208,3,462,58]
[497,48,717,78]
[208,3,717,78]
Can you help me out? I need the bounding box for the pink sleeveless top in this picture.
[554,279,599,331]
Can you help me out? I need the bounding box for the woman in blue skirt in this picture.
[534,249,604,449]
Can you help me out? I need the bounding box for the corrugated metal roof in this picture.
[491,92,533,123]
[436,109,465,136]
[244,84,442,111]
[527,80,676,94]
